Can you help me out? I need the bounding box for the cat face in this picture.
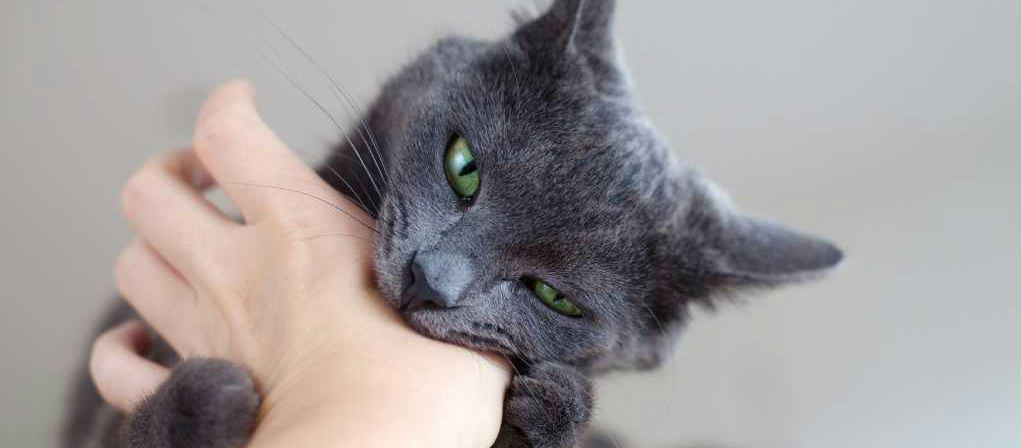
[363,0,841,371]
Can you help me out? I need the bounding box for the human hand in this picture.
[89,81,510,448]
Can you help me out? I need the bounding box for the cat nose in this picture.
[405,251,473,311]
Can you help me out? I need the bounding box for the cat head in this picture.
[362,0,842,371]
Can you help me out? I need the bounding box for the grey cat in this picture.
[63,1,842,447]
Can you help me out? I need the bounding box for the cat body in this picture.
[65,1,842,447]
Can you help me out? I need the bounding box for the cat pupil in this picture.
[458,161,477,176]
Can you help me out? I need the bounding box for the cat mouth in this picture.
[399,310,516,358]
[397,285,415,312]
[448,331,514,356]
[396,257,417,311]
[394,256,517,358]
[398,272,435,313]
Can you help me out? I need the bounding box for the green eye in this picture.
[528,278,582,317]
[444,136,480,199]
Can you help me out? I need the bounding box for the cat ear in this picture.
[669,181,843,288]
[513,0,617,60]
[708,214,844,284]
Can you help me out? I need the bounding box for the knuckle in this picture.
[89,331,109,361]
[119,165,158,217]
[193,104,256,151]
[119,172,145,217]
[113,246,138,297]
[88,334,114,391]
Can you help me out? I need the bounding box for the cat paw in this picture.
[128,358,259,448]
[173,359,259,447]
[504,362,593,448]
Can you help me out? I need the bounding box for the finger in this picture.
[115,239,197,353]
[90,320,171,413]
[193,80,343,224]
[121,148,235,280]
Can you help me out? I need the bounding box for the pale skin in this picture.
[89,80,511,448]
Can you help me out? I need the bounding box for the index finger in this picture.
[193,81,363,227]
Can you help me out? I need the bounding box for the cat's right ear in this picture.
[512,0,617,61]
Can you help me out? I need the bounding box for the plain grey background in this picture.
[2,1,1018,447]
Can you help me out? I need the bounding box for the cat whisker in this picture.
[224,181,378,234]
[641,304,666,337]
[297,231,374,245]
[314,72,391,187]
[185,1,383,216]
[640,303,681,418]
[247,1,393,189]
[499,42,521,93]
[600,431,624,448]
[318,151,383,218]
[637,306,677,414]
[257,50,383,212]
[319,164,374,217]
[307,152,373,215]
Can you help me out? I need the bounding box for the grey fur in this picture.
[65,1,841,447]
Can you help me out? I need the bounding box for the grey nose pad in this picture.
[404,251,473,311]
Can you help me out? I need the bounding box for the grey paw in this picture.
[127,358,259,448]
[504,362,593,448]
[172,359,259,447]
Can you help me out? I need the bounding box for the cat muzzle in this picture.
[401,251,473,311]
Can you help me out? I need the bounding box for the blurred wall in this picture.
[1,1,1018,447]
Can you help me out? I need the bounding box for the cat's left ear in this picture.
[705,213,844,285]
[513,0,618,61]
[668,183,843,288]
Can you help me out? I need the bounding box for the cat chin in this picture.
[400,310,515,357]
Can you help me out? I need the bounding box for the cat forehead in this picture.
[395,35,691,242]
[423,36,628,114]
[425,37,681,237]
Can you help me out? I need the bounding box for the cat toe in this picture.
[163,359,259,448]
[504,363,593,448]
